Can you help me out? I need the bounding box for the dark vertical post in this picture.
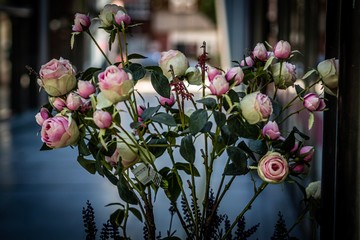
[335,0,360,239]
[321,0,340,239]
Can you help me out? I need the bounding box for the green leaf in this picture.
[117,175,138,205]
[189,109,208,135]
[145,65,163,73]
[103,166,118,185]
[214,111,226,127]
[175,162,200,176]
[127,63,146,81]
[237,141,257,162]
[150,112,177,126]
[226,146,248,169]
[164,172,181,202]
[223,163,249,175]
[110,209,125,227]
[180,135,195,163]
[308,112,314,130]
[264,56,275,70]
[248,140,268,155]
[40,143,53,151]
[147,137,167,158]
[151,71,170,98]
[282,127,310,152]
[227,115,260,139]
[81,67,102,81]
[196,97,217,109]
[220,125,238,146]
[302,69,316,80]
[129,207,143,222]
[295,84,305,97]
[77,156,96,174]
[223,89,240,112]
[128,53,147,60]
[78,138,91,156]
[141,105,160,121]
[200,121,212,133]
[271,99,282,117]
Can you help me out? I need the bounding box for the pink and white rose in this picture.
[38,58,77,96]
[72,13,91,32]
[35,108,51,126]
[209,75,229,96]
[225,66,244,86]
[114,10,131,27]
[50,97,66,111]
[66,92,82,111]
[273,40,291,59]
[77,80,96,98]
[240,56,254,67]
[271,62,296,89]
[159,50,189,79]
[99,4,126,28]
[159,93,176,107]
[303,93,326,112]
[252,43,268,61]
[41,115,79,148]
[257,151,289,183]
[240,92,273,124]
[98,65,134,103]
[262,121,281,140]
[93,110,112,129]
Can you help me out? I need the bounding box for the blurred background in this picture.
[0,0,327,239]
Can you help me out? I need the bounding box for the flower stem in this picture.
[86,30,112,65]
[221,182,268,240]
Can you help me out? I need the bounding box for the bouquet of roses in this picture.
[33,4,337,239]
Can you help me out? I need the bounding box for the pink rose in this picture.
[262,121,281,140]
[51,97,66,111]
[77,80,96,98]
[207,66,221,82]
[291,163,305,174]
[93,110,112,129]
[299,146,315,162]
[159,93,176,107]
[41,115,79,148]
[114,10,131,27]
[72,13,91,32]
[38,58,76,96]
[209,75,229,96]
[240,92,273,124]
[66,92,82,111]
[98,65,134,103]
[303,93,326,112]
[35,108,51,126]
[225,67,244,85]
[240,56,254,67]
[159,50,189,78]
[99,4,125,28]
[273,40,291,59]
[257,151,289,183]
[252,43,268,61]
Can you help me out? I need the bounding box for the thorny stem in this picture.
[86,30,112,65]
[221,182,269,240]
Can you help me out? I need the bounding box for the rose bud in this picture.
[114,10,131,27]
[299,145,315,162]
[38,58,76,97]
[317,58,339,92]
[35,108,51,126]
[240,91,273,124]
[291,163,305,174]
[290,141,299,153]
[207,66,221,82]
[262,121,281,140]
[79,98,92,113]
[252,43,268,61]
[273,40,291,59]
[159,93,176,107]
[77,80,96,98]
[117,133,139,169]
[93,110,112,129]
[257,151,289,184]
[98,65,134,103]
[271,62,296,89]
[66,92,82,111]
[306,181,321,200]
[51,97,66,111]
[72,13,91,32]
[303,93,326,112]
[105,148,120,167]
[159,50,189,79]
[240,56,254,67]
[225,66,244,86]
[209,75,229,96]
[185,66,202,85]
[41,115,79,148]
[99,4,125,28]
[137,105,146,122]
